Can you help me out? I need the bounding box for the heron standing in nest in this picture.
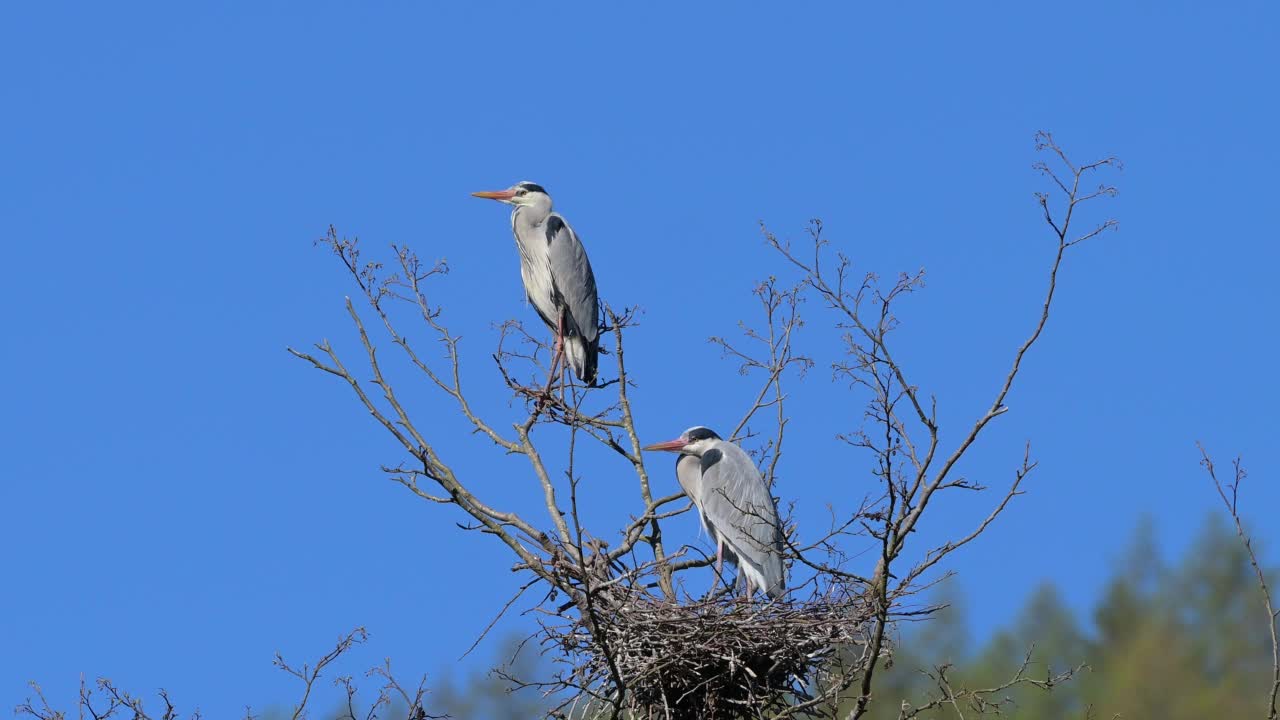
[644,426,786,599]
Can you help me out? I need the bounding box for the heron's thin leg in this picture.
[538,322,564,404]
[715,538,724,576]
[558,340,569,404]
[557,312,572,403]
[538,348,561,405]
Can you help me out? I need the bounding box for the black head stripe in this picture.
[517,182,547,194]
[684,426,721,442]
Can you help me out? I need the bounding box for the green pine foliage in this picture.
[858,513,1275,719]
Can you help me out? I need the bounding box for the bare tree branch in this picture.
[897,646,1086,719]
[1199,445,1279,720]
[19,628,444,720]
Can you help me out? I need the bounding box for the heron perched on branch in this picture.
[644,426,786,599]
[472,181,600,386]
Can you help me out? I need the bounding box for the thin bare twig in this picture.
[1199,445,1279,720]
[898,646,1086,719]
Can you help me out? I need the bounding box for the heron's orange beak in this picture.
[642,438,688,453]
[471,189,517,201]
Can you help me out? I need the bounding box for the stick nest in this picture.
[552,589,875,719]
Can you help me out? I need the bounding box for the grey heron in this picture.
[472,182,600,386]
[643,426,786,600]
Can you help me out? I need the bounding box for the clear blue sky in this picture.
[3,3,1277,716]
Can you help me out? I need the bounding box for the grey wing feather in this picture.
[546,215,600,383]
[546,215,599,344]
[698,441,786,597]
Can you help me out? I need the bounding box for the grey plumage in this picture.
[473,181,600,384]
[648,426,786,599]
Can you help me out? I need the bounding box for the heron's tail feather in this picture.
[739,529,788,600]
[564,333,599,386]
[738,553,786,601]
